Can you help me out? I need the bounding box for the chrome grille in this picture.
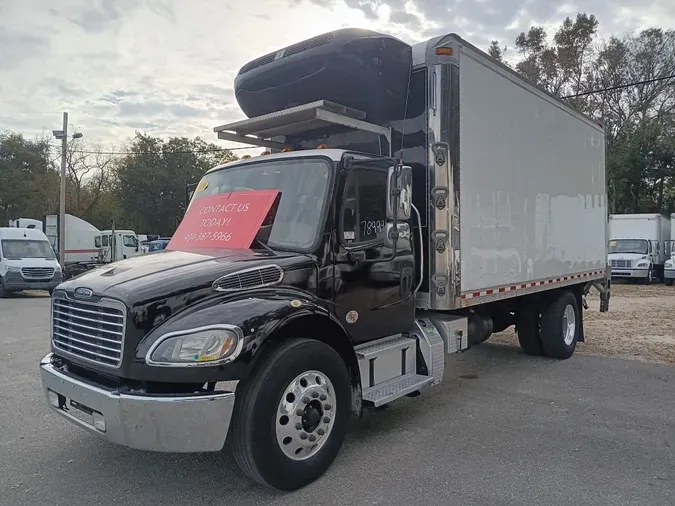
[610,259,631,268]
[51,295,126,368]
[213,265,284,292]
[21,267,55,279]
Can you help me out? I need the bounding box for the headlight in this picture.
[666,260,674,268]
[6,266,20,272]
[636,262,649,268]
[146,325,243,367]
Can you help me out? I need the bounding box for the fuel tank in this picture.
[234,28,412,125]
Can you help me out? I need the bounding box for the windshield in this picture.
[1,239,56,260]
[190,157,332,251]
[609,239,649,255]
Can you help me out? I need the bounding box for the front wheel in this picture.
[665,278,673,287]
[230,338,351,490]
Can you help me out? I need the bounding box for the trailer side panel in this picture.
[457,46,607,297]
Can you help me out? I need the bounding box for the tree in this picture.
[0,131,59,225]
[62,137,115,218]
[114,133,237,236]
[487,40,507,63]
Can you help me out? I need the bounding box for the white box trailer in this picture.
[453,43,607,304]
[608,213,671,282]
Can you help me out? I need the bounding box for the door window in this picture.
[340,168,388,246]
[123,235,138,248]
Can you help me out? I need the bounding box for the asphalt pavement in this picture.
[1,292,674,506]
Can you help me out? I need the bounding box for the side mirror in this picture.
[386,165,413,221]
[384,222,411,248]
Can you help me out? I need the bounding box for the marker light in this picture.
[241,154,251,159]
[435,47,453,55]
[317,144,328,149]
[281,147,293,152]
[261,151,271,156]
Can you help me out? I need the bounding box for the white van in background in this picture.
[0,227,63,297]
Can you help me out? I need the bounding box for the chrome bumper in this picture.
[610,268,649,278]
[39,353,235,452]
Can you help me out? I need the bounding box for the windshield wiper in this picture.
[253,238,277,256]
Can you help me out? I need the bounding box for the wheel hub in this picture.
[276,370,336,461]
[562,303,576,345]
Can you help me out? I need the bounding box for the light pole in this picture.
[52,112,83,269]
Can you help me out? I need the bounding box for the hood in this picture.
[57,247,314,306]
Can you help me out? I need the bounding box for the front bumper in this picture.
[664,269,675,280]
[2,270,63,290]
[39,353,235,452]
[610,268,649,278]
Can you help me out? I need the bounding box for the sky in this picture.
[1,0,674,155]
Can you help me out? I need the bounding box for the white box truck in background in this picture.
[664,213,675,286]
[608,213,671,283]
[11,214,143,279]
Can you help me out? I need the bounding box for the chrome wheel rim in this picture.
[562,304,576,346]
[275,370,336,461]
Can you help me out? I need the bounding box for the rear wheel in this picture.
[230,338,351,490]
[540,290,579,359]
[0,278,8,298]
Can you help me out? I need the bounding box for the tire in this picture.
[230,338,351,490]
[0,278,8,299]
[643,267,653,285]
[665,279,673,287]
[540,290,579,359]
[516,299,544,356]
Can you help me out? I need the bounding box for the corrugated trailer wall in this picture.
[457,46,607,294]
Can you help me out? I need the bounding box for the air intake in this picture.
[213,265,284,292]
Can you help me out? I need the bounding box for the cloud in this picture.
[0,0,673,154]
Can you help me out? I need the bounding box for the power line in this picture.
[563,74,675,98]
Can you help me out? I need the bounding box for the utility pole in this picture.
[52,113,83,270]
[59,112,68,270]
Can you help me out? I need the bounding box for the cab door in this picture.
[332,156,415,345]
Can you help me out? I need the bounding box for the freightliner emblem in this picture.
[74,287,93,298]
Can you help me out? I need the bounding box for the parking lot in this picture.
[1,285,674,506]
